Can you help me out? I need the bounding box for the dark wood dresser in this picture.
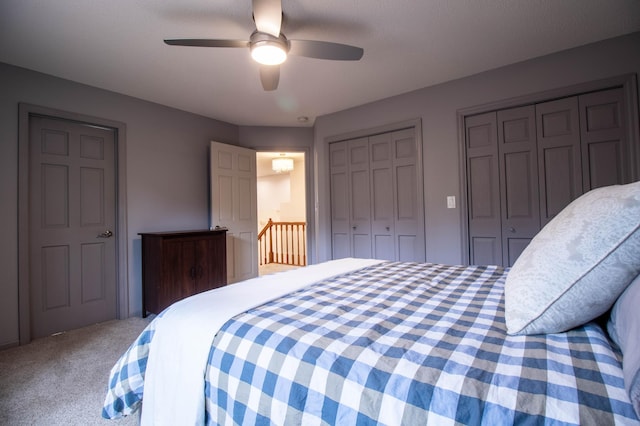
[139,229,227,317]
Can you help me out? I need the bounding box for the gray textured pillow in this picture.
[607,274,640,418]
[505,181,640,335]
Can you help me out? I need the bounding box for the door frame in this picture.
[456,73,640,264]
[252,145,314,266]
[18,103,128,344]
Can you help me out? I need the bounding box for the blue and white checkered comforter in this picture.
[104,261,639,425]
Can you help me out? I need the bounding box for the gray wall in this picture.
[313,32,640,264]
[0,63,238,347]
[239,126,314,149]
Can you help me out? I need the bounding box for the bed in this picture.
[103,182,640,425]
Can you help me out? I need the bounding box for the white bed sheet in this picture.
[141,258,384,426]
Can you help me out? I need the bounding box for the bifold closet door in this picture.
[370,128,425,262]
[466,100,581,266]
[579,88,628,191]
[330,128,425,262]
[329,141,349,259]
[330,138,372,259]
[465,112,501,266]
[369,132,395,260]
[466,87,633,266]
[348,138,373,258]
[391,128,425,262]
[467,107,541,267]
[535,96,583,228]
[497,105,540,266]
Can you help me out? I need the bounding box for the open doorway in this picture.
[256,152,307,276]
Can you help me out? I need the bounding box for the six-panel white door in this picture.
[210,141,258,283]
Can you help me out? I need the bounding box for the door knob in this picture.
[97,230,113,238]
[508,227,516,233]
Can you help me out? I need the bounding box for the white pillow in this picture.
[607,274,640,418]
[505,181,640,335]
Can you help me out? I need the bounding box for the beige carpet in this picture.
[0,317,151,425]
[259,263,300,276]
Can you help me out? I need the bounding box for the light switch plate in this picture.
[447,196,456,209]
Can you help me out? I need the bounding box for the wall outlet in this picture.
[447,195,456,209]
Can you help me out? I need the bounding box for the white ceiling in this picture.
[2,1,639,127]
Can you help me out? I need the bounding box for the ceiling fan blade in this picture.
[252,0,282,37]
[164,39,249,48]
[259,65,280,91]
[288,40,363,61]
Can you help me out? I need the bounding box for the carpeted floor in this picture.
[0,317,151,425]
[258,263,300,276]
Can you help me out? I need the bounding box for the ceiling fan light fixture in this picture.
[250,31,289,66]
[251,42,287,65]
[163,2,364,91]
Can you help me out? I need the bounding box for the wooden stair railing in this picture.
[258,218,307,266]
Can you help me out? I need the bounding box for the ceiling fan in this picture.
[164,0,364,91]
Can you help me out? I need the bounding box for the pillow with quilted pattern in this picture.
[608,273,640,418]
[505,181,640,335]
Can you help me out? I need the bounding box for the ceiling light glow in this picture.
[251,43,287,65]
[272,157,294,173]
